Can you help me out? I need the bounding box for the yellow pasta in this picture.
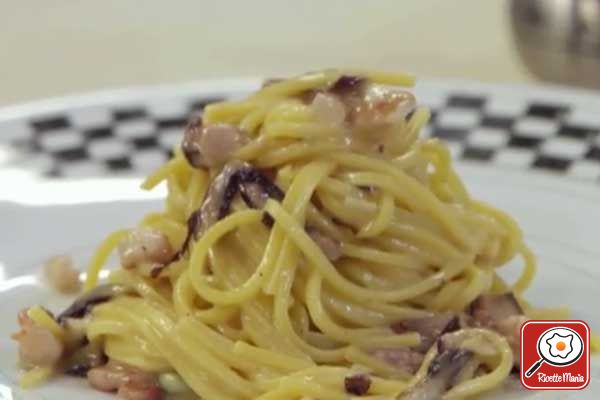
[15,69,587,400]
[19,366,54,389]
[26,306,65,340]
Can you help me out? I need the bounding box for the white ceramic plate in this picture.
[0,79,598,399]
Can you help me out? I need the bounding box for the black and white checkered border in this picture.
[421,92,600,181]
[0,81,599,182]
[0,95,225,178]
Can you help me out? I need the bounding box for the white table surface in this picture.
[0,0,533,107]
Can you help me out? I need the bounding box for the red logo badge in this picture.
[520,320,590,390]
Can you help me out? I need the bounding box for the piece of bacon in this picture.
[88,361,163,400]
[181,117,249,168]
[371,347,425,375]
[469,293,523,327]
[12,310,64,368]
[44,255,81,294]
[391,313,460,352]
[469,293,528,367]
[118,228,173,270]
[306,227,342,262]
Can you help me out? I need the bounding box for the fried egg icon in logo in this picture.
[546,332,573,358]
[524,326,585,378]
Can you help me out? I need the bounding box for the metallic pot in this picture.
[511,0,600,88]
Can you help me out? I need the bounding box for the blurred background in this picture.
[3,0,600,106]
[0,0,562,106]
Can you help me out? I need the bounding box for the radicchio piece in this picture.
[152,209,203,277]
[344,373,371,396]
[181,115,204,167]
[296,75,366,105]
[239,182,270,210]
[328,75,366,96]
[57,284,131,322]
[218,164,284,219]
[64,345,107,377]
[166,162,284,267]
[65,363,95,378]
[262,78,284,88]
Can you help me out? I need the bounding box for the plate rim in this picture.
[3,76,600,121]
[1,77,600,399]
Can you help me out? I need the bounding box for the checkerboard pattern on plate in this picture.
[1,90,599,182]
[422,93,600,182]
[0,97,223,178]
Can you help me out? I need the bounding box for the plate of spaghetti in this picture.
[0,70,598,399]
